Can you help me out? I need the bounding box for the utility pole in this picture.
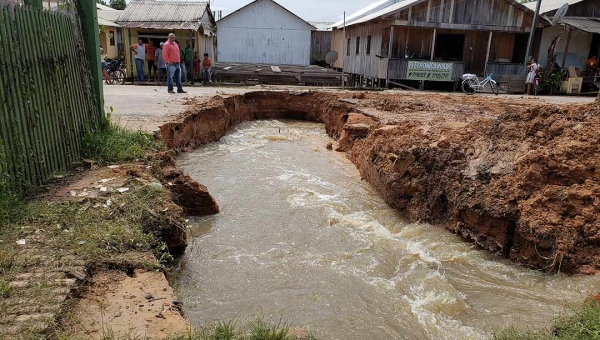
[342,11,346,87]
[77,0,104,119]
[524,0,542,67]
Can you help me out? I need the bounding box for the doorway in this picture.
[435,34,465,61]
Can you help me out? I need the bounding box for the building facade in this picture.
[217,0,315,66]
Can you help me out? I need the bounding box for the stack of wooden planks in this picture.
[212,62,345,86]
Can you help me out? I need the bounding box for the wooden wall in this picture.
[341,20,391,78]
[391,0,533,32]
[331,29,345,69]
[390,27,499,74]
[311,31,332,63]
[488,32,515,62]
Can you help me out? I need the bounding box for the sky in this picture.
[210,0,374,22]
[124,0,376,23]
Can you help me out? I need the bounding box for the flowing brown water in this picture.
[177,119,600,340]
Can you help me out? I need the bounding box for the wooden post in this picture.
[386,26,394,88]
[408,6,412,22]
[484,31,493,75]
[426,0,432,22]
[76,0,104,118]
[562,28,572,68]
[439,0,445,22]
[449,0,455,23]
[430,29,437,61]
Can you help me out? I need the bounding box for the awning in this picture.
[561,17,600,34]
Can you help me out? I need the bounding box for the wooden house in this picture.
[97,5,124,59]
[525,0,600,70]
[330,0,542,88]
[216,0,315,66]
[117,0,217,77]
[310,22,333,65]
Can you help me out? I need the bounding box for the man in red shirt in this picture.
[145,40,157,82]
[162,33,187,94]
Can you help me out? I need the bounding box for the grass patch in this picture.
[82,117,163,166]
[494,301,600,340]
[160,318,309,340]
[248,319,291,340]
[0,184,184,284]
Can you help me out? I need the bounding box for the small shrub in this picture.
[0,280,12,298]
[214,320,237,340]
[249,319,291,340]
[82,118,163,165]
[494,301,600,340]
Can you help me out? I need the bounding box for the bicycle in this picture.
[105,58,126,85]
[461,74,499,95]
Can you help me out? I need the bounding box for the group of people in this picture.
[129,33,213,93]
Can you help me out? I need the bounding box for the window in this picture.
[109,31,116,46]
[356,37,360,55]
[366,35,372,55]
[434,34,465,61]
[347,38,351,56]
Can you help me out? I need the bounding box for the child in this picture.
[202,53,212,84]
[526,58,540,95]
[193,52,201,82]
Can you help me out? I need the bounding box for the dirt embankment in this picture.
[160,91,599,274]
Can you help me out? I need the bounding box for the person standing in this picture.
[100,46,111,84]
[526,58,540,95]
[130,38,146,83]
[162,33,187,94]
[182,41,193,83]
[146,40,157,82]
[193,52,201,83]
[155,42,167,85]
[202,53,212,85]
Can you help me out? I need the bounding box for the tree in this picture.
[96,0,108,5]
[110,0,126,10]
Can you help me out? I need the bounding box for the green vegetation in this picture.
[82,115,163,166]
[91,318,313,340]
[494,301,600,340]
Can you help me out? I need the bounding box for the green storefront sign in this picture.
[406,61,453,82]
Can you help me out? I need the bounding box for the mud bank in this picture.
[160,92,600,274]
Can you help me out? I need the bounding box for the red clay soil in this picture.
[160,91,599,274]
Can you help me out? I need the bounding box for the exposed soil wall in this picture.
[160,91,600,274]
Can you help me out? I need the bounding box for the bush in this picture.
[82,116,162,165]
[494,301,600,340]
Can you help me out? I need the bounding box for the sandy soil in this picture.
[103,84,595,132]
[66,270,188,339]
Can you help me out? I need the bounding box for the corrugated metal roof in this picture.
[98,9,123,22]
[117,0,211,31]
[330,0,393,28]
[524,0,585,15]
[342,0,423,28]
[561,17,600,33]
[310,22,334,31]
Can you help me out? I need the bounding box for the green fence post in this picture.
[24,0,42,9]
[76,0,104,120]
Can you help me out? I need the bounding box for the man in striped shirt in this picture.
[162,33,187,94]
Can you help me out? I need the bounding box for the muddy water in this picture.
[177,120,600,340]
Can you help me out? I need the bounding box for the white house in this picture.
[217,0,316,66]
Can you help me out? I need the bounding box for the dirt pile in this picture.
[160,91,599,274]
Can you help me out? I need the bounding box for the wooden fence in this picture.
[0,1,101,191]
